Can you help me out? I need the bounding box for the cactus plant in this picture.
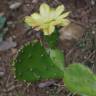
[13,3,96,96]
[14,41,64,82]
[64,64,96,96]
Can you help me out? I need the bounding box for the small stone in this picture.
[91,0,95,5]
[7,21,13,25]
[0,12,5,16]
[0,37,17,51]
[92,30,95,34]
[0,68,5,77]
[9,2,22,10]
[0,71,4,77]
[32,0,38,3]
[38,80,55,88]
[59,23,85,41]
[12,35,16,39]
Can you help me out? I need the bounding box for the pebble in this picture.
[9,2,22,10]
[0,71,5,77]
[59,23,85,41]
[38,80,55,88]
[0,12,5,16]
[91,0,95,5]
[0,37,17,51]
[7,21,13,25]
[32,0,38,4]
[0,68,5,77]
[92,30,95,34]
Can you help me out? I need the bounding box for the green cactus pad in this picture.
[64,64,96,96]
[14,41,64,82]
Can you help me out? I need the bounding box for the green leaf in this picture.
[0,16,6,29]
[0,16,6,42]
[14,41,64,82]
[64,64,96,96]
[44,29,59,48]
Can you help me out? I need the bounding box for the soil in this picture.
[0,0,96,96]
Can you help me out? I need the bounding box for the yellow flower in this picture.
[25,3,70,35]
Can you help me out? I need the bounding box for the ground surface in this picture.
[0,0,96,96]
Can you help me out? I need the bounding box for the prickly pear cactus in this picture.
[64,64,96,96]
[14,41,64,82]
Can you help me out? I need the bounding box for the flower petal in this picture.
[58,12,70,19]
[25,16,40,27]
[25,16,33,26]
[55,5,64,17]
[43,24,55,35]
[40,3,50,18]
[25,14,43,28]
[60,19,70,26]
[51,19,63,26]
[31,13,41,21]
[49,9,57,19]
[49,24,55,34]
[31,13,43,26]
[25,3,70,33]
